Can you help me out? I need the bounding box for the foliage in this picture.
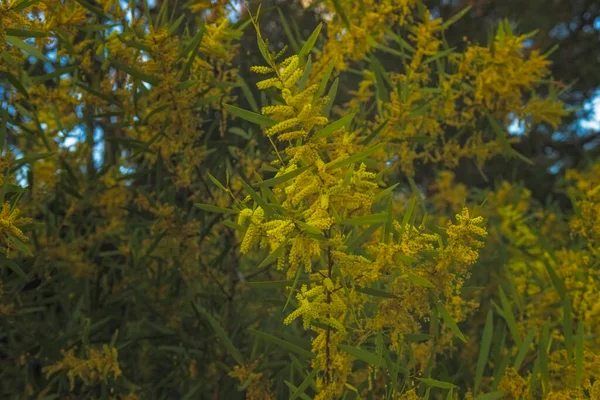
[0,0,598,399]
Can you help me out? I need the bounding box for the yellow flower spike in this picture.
[284,68,304,89]
[256,77,282,90]
[278,130,308,142]
[261,105,296,117]
[250,65,273,74]
[280,55,299,81]
[266,118,300,136]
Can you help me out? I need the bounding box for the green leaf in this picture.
[322,77,339,117]
[298,55,312,91]
[249,329,314,359]
[5,29,47,38]
[331,0,350,28]
[405,273,434,288]
[0,253,28,280]
[373,182,399,203]
[192,303,245,365]
[342,213,388,226]
[257,239,289,269]
[539,320,550,394]
[12,152,52,168]
[338,344,382,367]
[513,328,536,370]
[298,23,322,64]
[346,223,381,253]
[417,378,456,390]
[256,34,272,67]
[486,113,511,152]
[277,8,300,53]
[291,368,318,400]
[142,104,171,124]
[6,233,33,257]
[76,83,120,106]
[206,172,227,192]
[575,321,583,388]
[256,165,310,187]
[110,60,160,85]
[405,333,431,342]
[223,103,276,127]
[355,286,397,299]
[360,119,388,145]
[400,196,417,235]
[542,259,566,301]
[32,65,78,83]
[246,279,309,289]
[6,36,48,62]
[4,71,28,99]
[476,392,507,400]
[194,203,238,215]
[296,221,325,240]
[283,266,302,312]
[563,296,574,361]
[13,0,44,10]
[498,287,521,347]
[475,310,494,394]
[313,113,354,140]
[327,142,385,170]
[440,6,472,31]
[423,47,456,65]
[487,113,534,165]
[237,74,259,113]
[437,300,467,343]
[75,0,107,17]
[385,28,415,52]
[0,108,7,152]
[240,179,275,217]
[284,382,312,400]
[182,25,205,77]
[316,56,337,97]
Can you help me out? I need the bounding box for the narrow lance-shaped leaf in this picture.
[404,273,434,288]
[563,296,574,361]
[284,382,312,400]
[355,286,397,299]
[437,300,467,343]
[257,239,289,270]
[417,378,456,390]
[255,165,310,187]
[290,368,318,400]
[475,310,494,394]
[6,35,48,62]
[440,6,472,30]
[223,103,276,127]
[498,286,521,347]
[314,113,355,140]
[110,60,160,85]
[283,266,302,312]
[327,142,385,170]
[249,328,314,359]
[192,303,245,365]
[298,23,322,64]
[513,328,536,370]
[194,203,238,215]
[316,56,337,97]
[277,8,300,53]
[575,321,584,388]
[181,25,205,81]
[322,77,339,117]
[338,344,382,367]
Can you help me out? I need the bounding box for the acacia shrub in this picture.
[0,0,597,399]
